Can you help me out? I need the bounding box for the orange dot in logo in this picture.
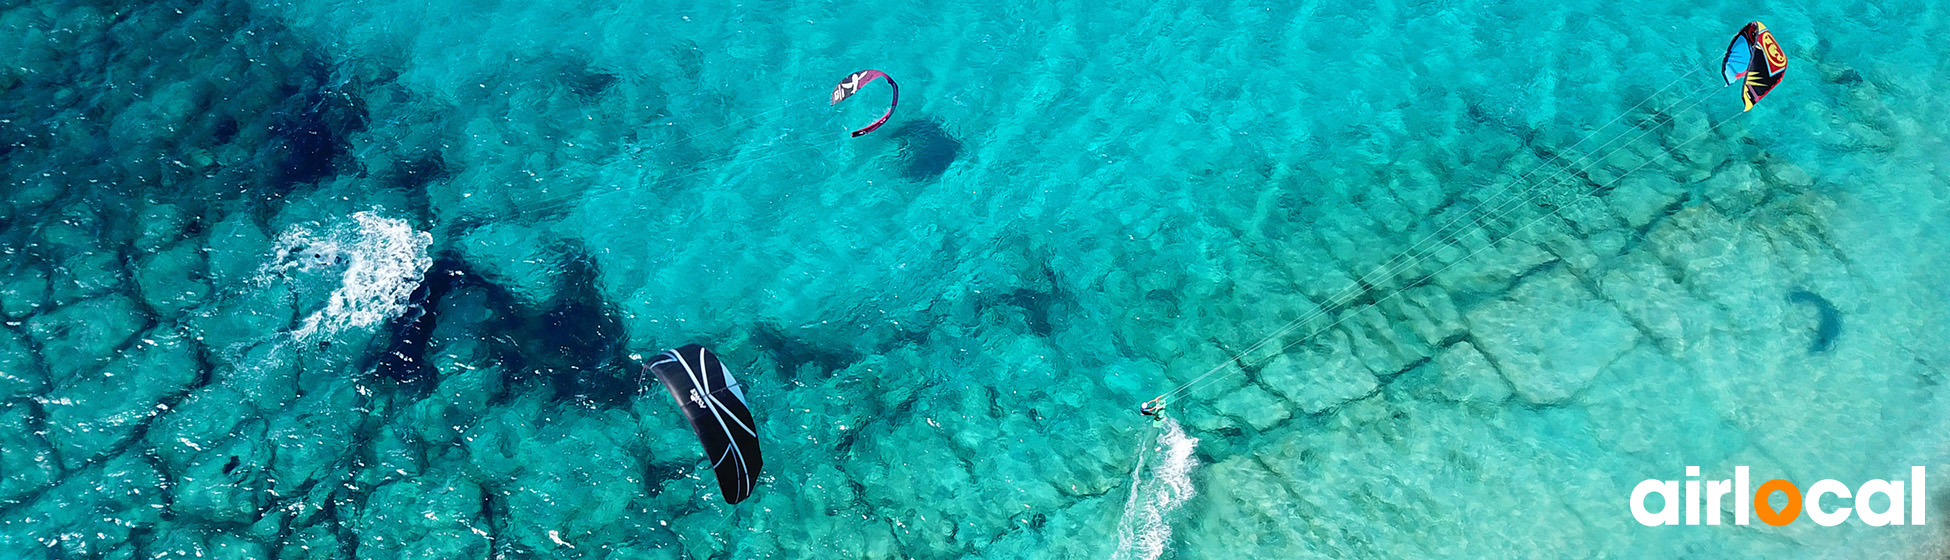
[1755,479,1802,526]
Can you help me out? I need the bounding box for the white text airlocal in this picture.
[1631,466,1925,527]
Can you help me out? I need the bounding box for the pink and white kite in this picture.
[830,69,898,137]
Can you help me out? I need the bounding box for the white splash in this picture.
[1112,418,1199,560]
[268,211,433,340]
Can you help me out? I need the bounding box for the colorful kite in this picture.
[831,69,898,137]
[1723,21,1787,111]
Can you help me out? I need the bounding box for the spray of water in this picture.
[1112,418,1199,560]
[265,211,433,341]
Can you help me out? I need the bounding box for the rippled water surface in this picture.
[1,0,1946,557]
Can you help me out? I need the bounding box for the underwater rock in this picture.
[850,417,986,512]
[355,475,491,559]
[283,467,347,533]
[276,523,344,559]
[1032,494,1125,558]
[1180,456,1303,559]
[356,420,427,487]
[218,340,301,412]
[1589,139,1665,187]
[263,377,364,497]
[136,203,193,252]
[47,249,126,305]
[1257,329,1380,414]
[471,409,642,554]
[24,293,147,382]
[0,327,46,399]
[1644,206,1767,308]
[5,178,64,216]
[1179,397,1242,434]
[1211,382,1292,431]
[794,462,861,527]
[1390,285,1464,347]
[402,336,502,446]
[1432,341,1511,404]
[1606,173,1687,230]
[0,265,51,318]
[962,430,1068,537]
[34,210,103,252]
[862,347,939,420]
[138,524,269,560]
[456,222,562,305]
[891,119,964,181]
[187,285,294,354]
[1529,228,1611,283]
[29,209,123,303]
[144,385,257,473]
[1758,158,1814,191]
[948,382,1004,453]
[0,403,59,503]
[1343,306,1430,377]
[1665,111,1726,182]
[1576,344,1744,464]
[0,451,166,556]
[461,397,547,479]
[43,327,199,469]
[170,436,271,526]
[1596,252,1715,355]
[202,212,272,290]
[1314,211,1404,285]
[893,501,977,557]
[1275,398,1603,557]
[136,240,212,316]
[1431,236,1556,300]
[1699,164,1764,214]
[1466,268,1639,404]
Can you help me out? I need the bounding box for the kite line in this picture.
[1142,20,1787,413]
[494,70,910,220]
[1149,103,1745,410]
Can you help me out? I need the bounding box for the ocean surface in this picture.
[2,0,1946,558]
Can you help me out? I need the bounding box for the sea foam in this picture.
[1112,418,1199,560]
[267,211,433,341]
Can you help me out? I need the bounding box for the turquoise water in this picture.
[2,0,1947,557]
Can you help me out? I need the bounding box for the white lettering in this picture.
[1735,466,1750,525]
[1638,466,1929,527]
[1706,479,1732,525]
[1914,466,1927,526]
[1633,480,1680,527]
[1686,466,1701,526]
[1806,479,1852,527]
[1855,479,1905,526]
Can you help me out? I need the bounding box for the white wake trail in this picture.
[1112,418,1199,560]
